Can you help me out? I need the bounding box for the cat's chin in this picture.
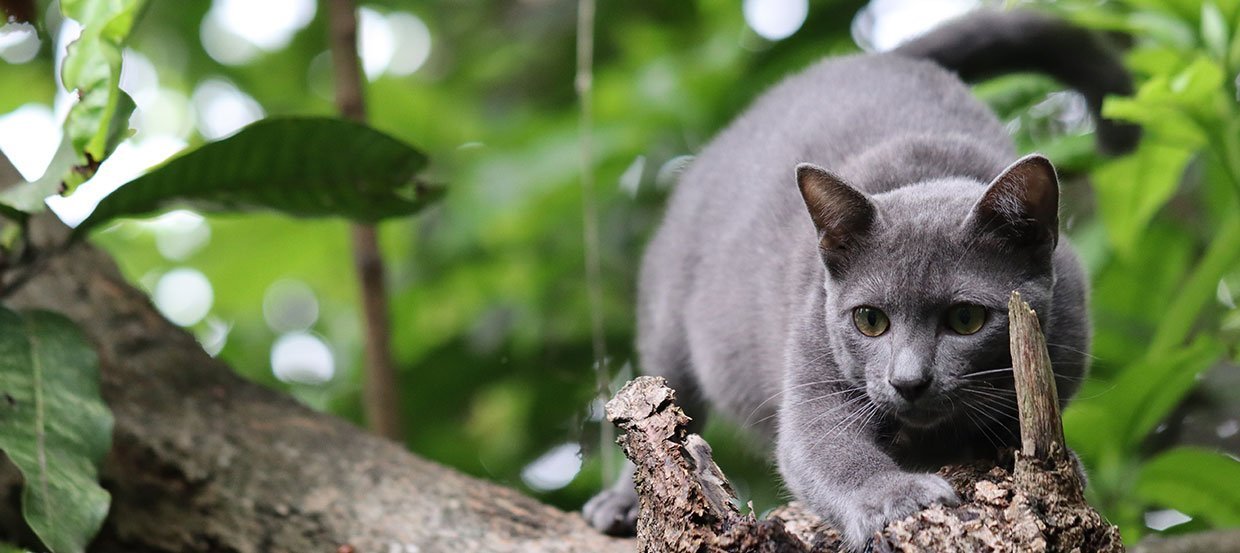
[892,406,951,429]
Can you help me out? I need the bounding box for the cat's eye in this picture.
[852,306,889,337]
[946,304,987,335]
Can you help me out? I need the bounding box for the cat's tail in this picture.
[894,9,1140,155]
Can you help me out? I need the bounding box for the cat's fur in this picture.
[585,9,1136,550]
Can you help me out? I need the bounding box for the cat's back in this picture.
[651,52,1011,282]
[637,53,1013,419]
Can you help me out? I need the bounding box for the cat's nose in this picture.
[889,375,932,402]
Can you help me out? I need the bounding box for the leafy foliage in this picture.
[77,117,436,232]
[0,0,146,218]
[58,0,146,191]
[0,309,113,553]
[2,0,1238,545]
[1049,0,1240,539]
[1135,447,1240,527]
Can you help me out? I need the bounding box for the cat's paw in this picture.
[583,486,639,536]
[836,472,958,551]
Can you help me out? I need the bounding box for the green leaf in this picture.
[1135,447,1240,527]
[1101,57,1225,147]
[58,0,146,190]
[1201,1,1230,62]
[0,308,113,553]
[75,117,438,233]
[1115,338,1222,448]
[1091,141,1194,257]
[1063,401,1120,466]
[1149,214,1240,355]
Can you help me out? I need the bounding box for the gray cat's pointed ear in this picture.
[796,163,875,259]
[969,154,1060,251]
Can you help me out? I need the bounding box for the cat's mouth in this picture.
[891,402,952,429]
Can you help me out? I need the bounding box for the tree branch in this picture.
[0,214,633,552]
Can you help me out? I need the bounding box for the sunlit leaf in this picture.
[1135,447,1240,527]
[0,137,77,216]
[0,309,113,553]
[58,0,147,190]
[1201,1,1230,62]
[76,117,438,233]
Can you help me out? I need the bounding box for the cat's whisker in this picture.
[809,401,878,451]
[1044,342,1099,360]
[796,394,870,434]
[961,367,1014,379]
[746,385,866,428]
[966,394,1020,427]
[740,378,859,428]
[960,403,1001,450]
[963,397,1016,446]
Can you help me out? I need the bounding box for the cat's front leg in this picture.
[776,418,958,551]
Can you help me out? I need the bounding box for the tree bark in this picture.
[0,215,631,553]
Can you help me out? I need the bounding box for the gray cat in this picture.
[585,9,1137,550]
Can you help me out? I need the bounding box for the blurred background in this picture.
[1,0,1237,543]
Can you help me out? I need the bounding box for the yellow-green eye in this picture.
[946,304,987,335]
[852,306,889,337]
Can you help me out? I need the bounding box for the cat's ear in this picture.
[968,154,1060,253]
[796,163,875,266]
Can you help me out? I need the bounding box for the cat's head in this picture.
[796,155,1061,429]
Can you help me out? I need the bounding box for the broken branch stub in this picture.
[604,376,831,552]
[1008,291,1066,462]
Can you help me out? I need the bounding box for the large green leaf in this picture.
[1124,339,1222,448]
[1090,141,1194,258]
[1135,447,1240,527]
[59,0,146,191]
[75,117,439,233]
[0,308,113,553]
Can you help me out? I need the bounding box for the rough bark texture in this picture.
[607,290,1125,552]
[1009,291,1065,463]
[0,216,631,553]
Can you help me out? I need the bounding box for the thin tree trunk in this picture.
[327,0,404,440]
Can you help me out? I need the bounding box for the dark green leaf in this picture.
[76,117,438,233]
[0,308,113,553]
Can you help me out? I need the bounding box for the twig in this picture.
[327,0,404,440]
[576,0,613,482]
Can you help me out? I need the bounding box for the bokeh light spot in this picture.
[191,78,265,140]
[743,0,809,41]
[0,22,40,64]
[271,332,335,385]
[154,268,214,327]
[521,443,583,491]
[263,279,320,333]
